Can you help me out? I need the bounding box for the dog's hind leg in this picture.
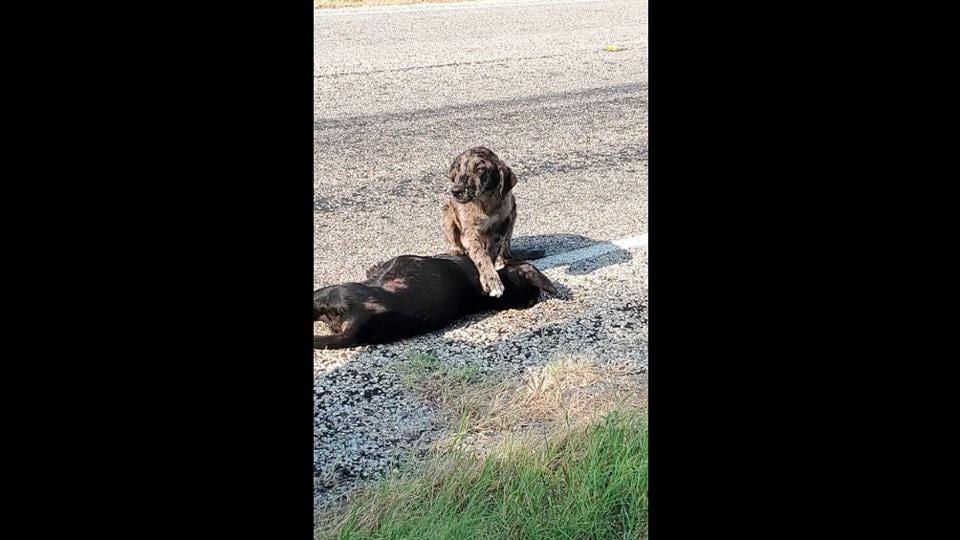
[313,332,360,350]
[495,238,512,269]
[365,257,404,285]
[313,312,372,349]
[494,219,516,270]
[365,261,388,280]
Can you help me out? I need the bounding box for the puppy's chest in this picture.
[457,198,514,232]
[468,213,500,232]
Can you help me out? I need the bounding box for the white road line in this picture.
[315,0,606,17]
[532,233,647,271]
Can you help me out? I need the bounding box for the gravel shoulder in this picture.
[315,240,647,508]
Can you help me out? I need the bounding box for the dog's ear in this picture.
[499,162,517,196]
[447,160,458,182]
[514,262,557,295]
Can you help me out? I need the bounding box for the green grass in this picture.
[394,352,442,388]
[317,410,648,539]
[393,352,483,391]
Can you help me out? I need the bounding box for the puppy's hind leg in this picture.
[494,219,516,270]
[495,237,513,270]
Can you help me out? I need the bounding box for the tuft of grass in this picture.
[392,352,487,401]
[394,352,442,388]
[451,362,481,383]
[316,410,648,539]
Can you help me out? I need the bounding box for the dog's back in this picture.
[314,255,556,349]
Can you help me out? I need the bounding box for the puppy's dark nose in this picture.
[451,187,465,197]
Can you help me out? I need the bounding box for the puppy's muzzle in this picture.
[451,186,475,203]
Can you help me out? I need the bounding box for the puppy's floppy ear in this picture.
[498,161,517,196]
[514,262,558,296]
[447,160,458,182]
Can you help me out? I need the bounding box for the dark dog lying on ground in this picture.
[314,254,557,349]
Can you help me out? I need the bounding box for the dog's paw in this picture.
[483,275,505,297]
[448,248,466,256]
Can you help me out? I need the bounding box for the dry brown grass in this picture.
[315,355,647,536]
[405,354,647,455]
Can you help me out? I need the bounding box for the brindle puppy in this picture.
[441,146,518,297]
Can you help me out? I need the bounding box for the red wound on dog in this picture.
[382,278,408,292]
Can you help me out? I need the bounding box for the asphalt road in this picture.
[314,0,647,508]
[314,0,646,288]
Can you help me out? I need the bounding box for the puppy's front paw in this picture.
[482,274,505,297]
[448,247,466,256]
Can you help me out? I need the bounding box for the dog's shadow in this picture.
[512,233,633,276]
